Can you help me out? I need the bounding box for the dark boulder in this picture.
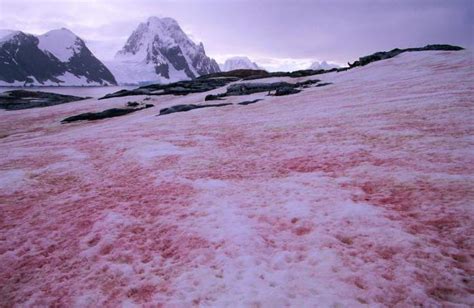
[159,103,232,116]
[127,101,140,107]
[226,82,295,96]
[62,102,154,123]
[275,87,301,96]
[238,99,263,105]
[205,94,225,101]
[296,79,320,87]
[315,82,332,87]
[62,108,143,123]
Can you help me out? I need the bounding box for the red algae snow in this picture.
[0,51,473,306]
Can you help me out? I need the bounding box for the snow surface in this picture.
[0,50,473,306]
[220,56,261,71]
[38,28,81,62]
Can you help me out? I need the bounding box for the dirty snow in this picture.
[0,50,473,306]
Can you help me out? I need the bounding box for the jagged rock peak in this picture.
[111,16,220,84]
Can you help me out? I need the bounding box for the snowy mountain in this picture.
[309,60,339,70]
[220,56,262,71]
[0,28,116,86]
[109,16,220,85]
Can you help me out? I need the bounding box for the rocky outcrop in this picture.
[238,99,262,106]
[159,103,231,116]
[275,87,300,96]
[62,103,153,123]
[0,90,87,110]
[100,77,239,100]
[348,44,463,68]
[224,79,321,97]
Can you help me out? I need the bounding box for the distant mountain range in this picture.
[106,17,220,85]
[308,61,340,70]
[0,29,116,86]
[0,16,342,87]
[220,56,262,71]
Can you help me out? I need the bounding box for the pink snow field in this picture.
[1,50,473,306]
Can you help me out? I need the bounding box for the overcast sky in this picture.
[0,0,472,70]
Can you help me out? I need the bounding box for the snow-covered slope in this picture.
[0,30,20,44]
[0,50,473,306]
[0,28,116,86]
[109,16,220,85]
[38,29,82,62]
[220,56,262,71]
[309,60,339,70]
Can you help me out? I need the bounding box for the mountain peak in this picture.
[38,28,84,62]
[111,16,220,85]
[0,29,23,45]
[147,16,178,26]
[0,27,116,86]
[309,60,339,70]
[221,56,261,71]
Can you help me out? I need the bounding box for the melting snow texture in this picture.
[0,50,473,306]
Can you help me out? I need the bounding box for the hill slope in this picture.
[0,49,472,306]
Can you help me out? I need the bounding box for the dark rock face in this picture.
[159,45,195,78]
[198,69,332,81]
[315,82,332,87]
[297,79,321,87]
[0,31,116,86]
[159,103,231,116]
[62,104,153,123]
[204,94,225,101]
[226,82,294,96]
[127,101,140,107]
[66,40,117,85]
[348,44,463,68]
[198,69,270,80]
[275,87,301,96]
[100,77,239,100]
[0,90,87,110]
[238,99,263,106]
[224,79,321,97]
[0,33,64,84]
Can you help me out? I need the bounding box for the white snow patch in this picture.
[38,28,81,62]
